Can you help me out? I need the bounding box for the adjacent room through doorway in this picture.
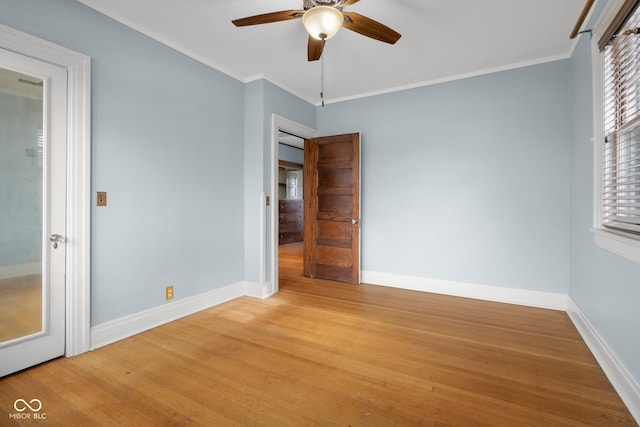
[277,130,306,282]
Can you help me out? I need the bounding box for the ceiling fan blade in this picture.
[342,12,401,44]
[343,0,360,5]
[308,36,326,61]
[232,10,304,27]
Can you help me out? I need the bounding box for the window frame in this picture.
[592,0,640,263]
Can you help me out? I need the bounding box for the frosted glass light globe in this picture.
[302,6,343,40]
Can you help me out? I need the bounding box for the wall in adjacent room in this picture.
[279,144,304,164]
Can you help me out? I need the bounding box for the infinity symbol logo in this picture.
[14,399,42,412]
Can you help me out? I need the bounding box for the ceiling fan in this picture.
[232,0,401,61]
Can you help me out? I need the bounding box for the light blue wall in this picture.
[279,144,304,164]
[317,62,572,293]
[0,92,42,266]
[243,80,265,283]
[1,0,245,325]
[569,1,640,382]
[242,80,315,283]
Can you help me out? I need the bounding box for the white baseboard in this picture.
[244,280,275,299]
[0,262,41,280]
[90,281,247,350]
[567,298,640,424]
[362,270,568,311]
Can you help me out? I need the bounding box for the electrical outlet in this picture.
[166,286,174,301]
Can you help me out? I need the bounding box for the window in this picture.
[602,6,640,235]
[593,0,640,262]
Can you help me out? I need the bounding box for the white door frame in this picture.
[270,114,316,294]
[0,25,91,357]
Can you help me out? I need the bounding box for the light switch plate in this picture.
[97,191,107,206]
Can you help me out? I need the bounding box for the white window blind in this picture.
[603,3,640,235]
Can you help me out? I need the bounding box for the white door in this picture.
[0,48,67,377]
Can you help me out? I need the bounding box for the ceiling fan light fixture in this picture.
[302,6,343,40]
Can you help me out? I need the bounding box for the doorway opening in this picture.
[270,115,316,294]
[278,138,304,246]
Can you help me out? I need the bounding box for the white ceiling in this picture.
[78,0,588,104]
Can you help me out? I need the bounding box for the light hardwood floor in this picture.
[0,243,636,426]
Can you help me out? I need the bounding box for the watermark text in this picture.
[8,399,46,420]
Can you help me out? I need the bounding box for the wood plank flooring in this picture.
[0,243,636,426]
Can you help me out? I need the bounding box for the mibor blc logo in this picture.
[9,398,46,420]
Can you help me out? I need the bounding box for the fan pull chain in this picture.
[320,52,325,107]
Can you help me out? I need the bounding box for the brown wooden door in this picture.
[303,133,360,283]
